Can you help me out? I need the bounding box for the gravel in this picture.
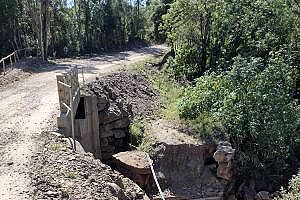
[30,132,149,200]
[82,71,162,118]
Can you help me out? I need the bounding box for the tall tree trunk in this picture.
[74,0,82,53]
[41,0,49,60]
[27,0,41,54]
[84,1,91,52]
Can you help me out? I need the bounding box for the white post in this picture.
[13,53,17,66]
[9,56,13,69]
[81,67,85,86]
[69,86,76,152]
[2,60,5,75]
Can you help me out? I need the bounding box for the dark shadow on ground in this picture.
[13,45,166,74]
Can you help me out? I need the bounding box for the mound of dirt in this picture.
[0,68,31,89]
[0,58,47,89]
[82,71,161,118]
[30,133,149,200]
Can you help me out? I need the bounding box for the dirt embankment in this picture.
[30,70,163,199]
[82,71,162,118]
[80,69,230,199]
[31,133,148,200]
[0,58,50,89]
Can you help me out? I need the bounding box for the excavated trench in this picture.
[68,71,235,200]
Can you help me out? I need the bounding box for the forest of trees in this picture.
[0,0,168,58]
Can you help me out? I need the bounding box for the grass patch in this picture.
[121,55,185,120]
[129,117,156,154]
[65,171,77,179]
[118,56,160,72]
[48,143,66,152]
[147,69,184,121]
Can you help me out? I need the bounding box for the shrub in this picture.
[166,43,203,81]
[276,172,300,200]
[179,56,300,179]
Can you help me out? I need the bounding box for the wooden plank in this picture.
[80,96,93,153]
[2,60,5,75]
[91,96,101,159]
[9,56,13,68]
[13,53,17,65]
[56,66,81,143]
[15,51,19,61]
[56,74,68,113]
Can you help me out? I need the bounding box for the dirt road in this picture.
[0,45,167,200]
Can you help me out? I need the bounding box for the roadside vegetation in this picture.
[129,118,155,154]
[147,70,183,121]
[276,171,300,200]
[145,0,300,193]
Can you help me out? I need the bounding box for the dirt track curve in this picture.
[0,45,167,200]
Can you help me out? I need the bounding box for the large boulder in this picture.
[213,142,235,180]
[112,151,152,188]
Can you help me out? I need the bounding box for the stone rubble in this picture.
[30,132,149,200]
[213,141,235,180]
[112,151,152,188]
[81,71,161,160]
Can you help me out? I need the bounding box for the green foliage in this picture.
[65,171,77,179]
[48,143,66,152]
[0,0,21,56]
[276,172,300,200]
[129,118,155,153]
[144,0,173,42]
[129,119,145,145]
[179,56,299,178]
[166,43,203,80]
[0,0,152,57]
[162,0,300,79]
[147,69,184,120]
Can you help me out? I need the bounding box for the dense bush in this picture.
[179,56,299,179]
[162,0,299,79]
[166,43,203,81]
[276,172,300,200]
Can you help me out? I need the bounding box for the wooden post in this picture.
[16,51,19,61]
[2,60,5,75]
[13,53,17,66]
[81,67,85,86]
[56,74,68,113]
[70,86,76,152]
[9,56,13,69]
